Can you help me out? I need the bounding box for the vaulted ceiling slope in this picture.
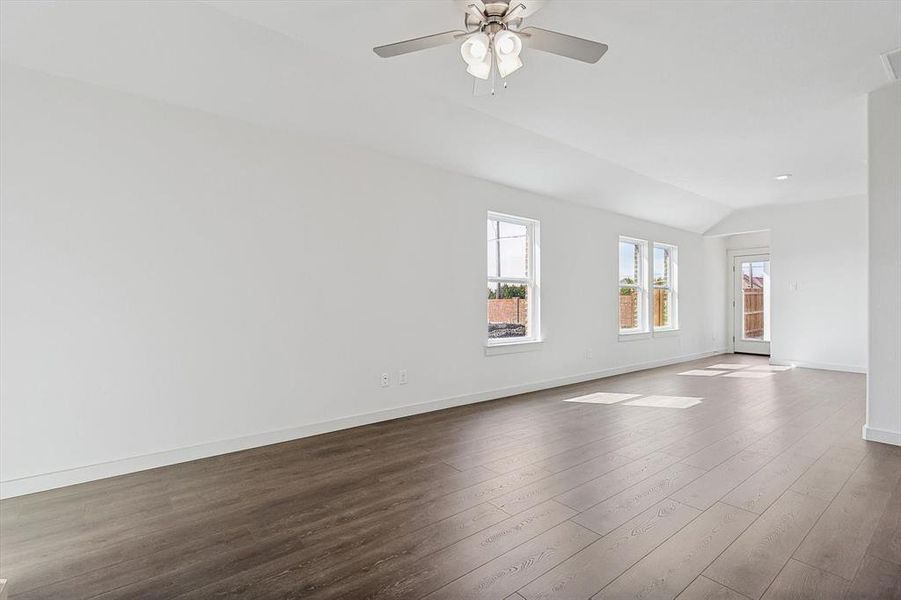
[1,1,897,232]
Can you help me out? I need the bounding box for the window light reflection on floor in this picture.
[564,393,702,408]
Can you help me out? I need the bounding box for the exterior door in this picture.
[733,254,771,355]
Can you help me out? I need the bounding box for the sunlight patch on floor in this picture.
[679,369,729,377]
[563,392,641,404]
[623,395,703,408]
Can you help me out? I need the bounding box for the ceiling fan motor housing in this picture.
[466,1,523,32]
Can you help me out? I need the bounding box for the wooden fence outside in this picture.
[743,288,764,339]
[617,287,764,338]
[653,290,669,327]
[619,290,670,329]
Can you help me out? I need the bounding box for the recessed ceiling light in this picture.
[774,174,792,181]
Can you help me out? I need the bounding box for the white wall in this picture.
[706,196,868,372]
[724,231,771,251]
[865,81,901,446]
[0,66,727,497]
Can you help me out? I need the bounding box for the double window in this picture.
[482,222,676,345]
[487,212,539,344]
[619,237,678,335]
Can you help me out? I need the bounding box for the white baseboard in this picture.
[769,357,867,374]
[0,348,727,499]
[862,424,901,446]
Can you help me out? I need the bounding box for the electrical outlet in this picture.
[586,349,593,360]
[380,373,390,387]
[399,369,408,385]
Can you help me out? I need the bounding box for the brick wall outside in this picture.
[488,298,528,325]
[619,293,636,329]
[490,293,673,330]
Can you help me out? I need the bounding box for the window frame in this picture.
[618,236,649,336]
[652,242,679,332]
[486,211,541,348]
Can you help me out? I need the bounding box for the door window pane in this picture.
[741,261,770,341]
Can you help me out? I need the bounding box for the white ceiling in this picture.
[1,1,898,232]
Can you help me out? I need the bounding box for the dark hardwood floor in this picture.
[1,354,899,599]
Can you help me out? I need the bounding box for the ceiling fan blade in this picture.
[519,27,608,64]
[505,0,546,19]
[373,30,466,58]
[454,0,486,14]
[465,3,486,21]
[502,3,527,22]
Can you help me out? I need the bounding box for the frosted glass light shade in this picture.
[494,30,522,58]
[467,60,491,79]
[496,54,523,78]
[461,33,490,65]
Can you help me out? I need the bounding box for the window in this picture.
[653,243,678,330]
[487,212,539,344]
[619,237,648,334]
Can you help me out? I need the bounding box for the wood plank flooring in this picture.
[1,354,899,599]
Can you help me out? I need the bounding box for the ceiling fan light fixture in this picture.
[373,2,608,91]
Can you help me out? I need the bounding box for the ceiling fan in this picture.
[373,1,607,86]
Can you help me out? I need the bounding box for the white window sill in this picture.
[653,328,680,337]
[618,331,651,342]
[485,339,544,356]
